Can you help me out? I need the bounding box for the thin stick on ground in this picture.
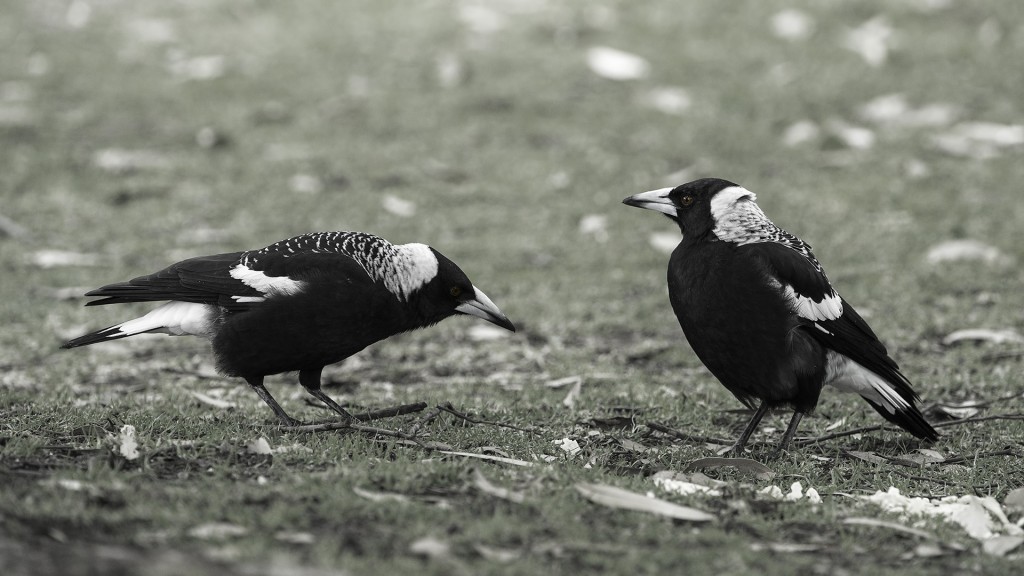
[645,422,736,446]
[282,402,429,443]
[437,402,543,435]
[795,413,1024,446]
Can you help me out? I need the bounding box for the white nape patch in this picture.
[709,186,757,234]
[825,351,910,414]
[385,243,439,301]
[111,301,217,339]
[229,264,305,297]
[782,285,843,321]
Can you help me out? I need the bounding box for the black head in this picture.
[623,178,746,238]
[413,248,515,332]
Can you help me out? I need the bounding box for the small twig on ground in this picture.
[939,449,1019,466]
[645,422,735,446]
[282,402,430,445]
[437,402,543,435]
[351,402,428,421]
[796,413,1024,446]
[405,404,446,437]
[930,413,1024,428]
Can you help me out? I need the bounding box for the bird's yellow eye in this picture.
[679,195,695,207]
[450,286,462,298]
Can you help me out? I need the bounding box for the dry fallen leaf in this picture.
[781,120,821,147]
[472,469,525,503]
[353,486,410,503]
[640,86,692,116]
[574,482,714,522]
[188,522,248,540]
[982,535,1024,557]
[943,328,1024,346]
[683,457,776,480]
[409,536,450,558]
[648,231,679,254]
[561,377,583,409]
[842,517,935,540]
[771,9,815,41]
[925,239,1008,265]
[842,16,896,67]
[586,46,650,81]
[381,194,416,217]
[437,450,534,467]
[246,437,273,455]
[188,390,236,410]
[579,214,609,243]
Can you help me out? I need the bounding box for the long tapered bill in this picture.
[455,286,515,332]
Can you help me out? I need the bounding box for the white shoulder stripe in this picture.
[229,264,305,297]
[782,285,844,321]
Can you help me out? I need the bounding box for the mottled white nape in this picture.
[709,186,765,244]
[386,243,439,301]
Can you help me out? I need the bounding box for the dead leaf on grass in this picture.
[847,450,889,465]
[438,450,533,467]
[472,469,525,503]
[586,46,650,81]
[188,522,248,540]
[381,194,416,217]
[188,390,236,410]
[353,486,410,503]
[639,86,692,116]
[409,536,450,558]
[574,482,714,522]
[842,16,896,67]
[982,535,1024,557]
[931,401,981,420]
[771,9,815,41]
[30,249,102,268]
[561,377,583,409]
[1004,487,1024,513]
[274,531,315,545]
[647,231,679,254]
[750,542,821,553]
[842,517,935,540]
[473,544,521,563]
[926,239,1009,266]
[943,328,1024,346]
[246,437,272,455]
[683,457,776,480]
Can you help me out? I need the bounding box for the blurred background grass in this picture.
[2,1,1023,574]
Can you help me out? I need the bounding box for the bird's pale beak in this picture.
[455,286,516,332]
[622,187,677,217]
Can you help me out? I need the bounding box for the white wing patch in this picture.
[229,264,305,297]
[109,301,217,339]
[824,350,910,414]
[782,284,843,321]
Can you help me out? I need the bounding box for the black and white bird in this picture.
[623,178,938,453]
[62,231,515,426]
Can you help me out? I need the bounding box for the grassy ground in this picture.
[2,1,1024,574]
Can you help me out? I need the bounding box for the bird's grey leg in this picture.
[731,401,771,454]
[298,367,354,421]
[775,411,804,454]
[244,376,302,426]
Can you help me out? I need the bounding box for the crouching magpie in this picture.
[62,231,515,425]
[624,178,938,453]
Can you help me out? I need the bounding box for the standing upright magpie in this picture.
[62,231,515,426]
[623,178,938,453]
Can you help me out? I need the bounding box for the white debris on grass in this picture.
[117,425,140,460]
[925,239,1009,266]
[863,487,1024,545]
[771,9,816,41]
[760,482,822,504]
[554,438,581,457]
[586,46,650,81]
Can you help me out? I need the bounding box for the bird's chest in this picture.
[667,242,795,351]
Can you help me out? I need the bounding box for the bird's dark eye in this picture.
[450,286,462,298]
[679,195,695,207]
